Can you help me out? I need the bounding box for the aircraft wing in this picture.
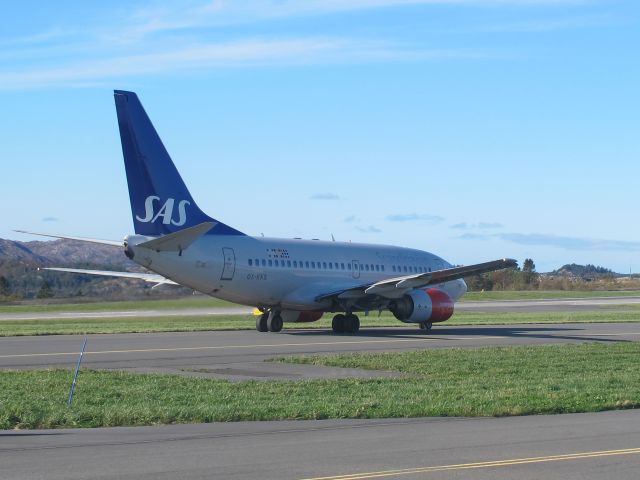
[42,267,177,285]
[14,230,122,247]
[316,258,517,302]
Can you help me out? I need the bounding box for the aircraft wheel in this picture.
[268,314,283,333]
[332,314,346,333]
[345,314,360,334]
[256,312,268,332]
[419,322,432,331]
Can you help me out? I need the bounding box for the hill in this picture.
[0,238,191,301]
[550,263,615,279]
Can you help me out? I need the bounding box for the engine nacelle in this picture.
[390,288,454,324]
[280,310,324,323]
[295,311,324,323]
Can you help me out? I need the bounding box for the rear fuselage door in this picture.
[221,247,236,280]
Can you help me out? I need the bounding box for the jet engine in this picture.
[389,288,454,323]
[279,310,324,323]
[295,311,324,323]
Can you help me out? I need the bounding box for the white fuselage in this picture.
[126,234,468,311]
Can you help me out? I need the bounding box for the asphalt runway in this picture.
[2,295,640,321]
[1,322,639,378]
[2,410,639,480]
[3,300,640,479]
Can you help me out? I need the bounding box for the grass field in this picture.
[2,342,639,429]
[0,295,236,313]
[2,307,640,336]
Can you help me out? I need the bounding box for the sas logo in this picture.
[136,196,190,226]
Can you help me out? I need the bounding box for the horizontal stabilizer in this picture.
[14,230,122,247]
[43,267,177,285]
[137,222,214,253]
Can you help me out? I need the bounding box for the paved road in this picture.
[2,295,640,321]
[457,295,640,312]
[2,410,639,479]
[2,323,639,379]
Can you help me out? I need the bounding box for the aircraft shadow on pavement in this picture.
[285,325,628,344]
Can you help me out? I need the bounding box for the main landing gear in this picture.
[419,322,433,332]
[332,313,360,334]
[256,311,283,333]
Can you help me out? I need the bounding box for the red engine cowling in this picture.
[295,311,324,323]
[390,288,454,323]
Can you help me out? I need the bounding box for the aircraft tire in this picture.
[419,322,432,331]
[256,313,269,332]
[268,314,283,333]
[345,314,360,334]
[332,314,346,333]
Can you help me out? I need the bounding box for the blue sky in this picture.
[2,0,638,273]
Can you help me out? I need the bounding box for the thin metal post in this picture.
[68,337,88,407]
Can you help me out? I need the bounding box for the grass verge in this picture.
[2,342,639,429]
[2,308,640,336]
[0,296,236,313]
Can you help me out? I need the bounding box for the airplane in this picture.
[19,90,517,334]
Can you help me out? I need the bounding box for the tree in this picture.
[522,258,538,285]
[37,280,54,299]
[0,276,9,297]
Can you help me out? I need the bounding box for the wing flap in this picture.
[365,258,517,296]
[316,258,517,302]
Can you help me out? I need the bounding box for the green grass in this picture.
[461,290,640,301]
[0,296,236,313]
[2,342,640,429]
[3,307,640,336]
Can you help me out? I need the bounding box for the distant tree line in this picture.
[465,258,539,291]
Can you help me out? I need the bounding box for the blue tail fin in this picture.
[114,90,245,236]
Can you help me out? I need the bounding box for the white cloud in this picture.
[0,36,493,90]
[310,192,341,200]
[386,213,444,224]
[356,225,382,233]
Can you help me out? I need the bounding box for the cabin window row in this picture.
[392,265,432,273]
[247,259,387,272]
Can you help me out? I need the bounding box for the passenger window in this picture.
[328,263,333,270]
[348,263,352,270]
[287,260,291,268]
[360,264,363,270]
[248,259,253,266]
[340,263,345,270]
[306,261,310,268]
[365,264,369,271]
[311,262,316,268]
[274,260,279,267]
[375,265,380,272]
[268,260,273,267]
[323,262,327,269]
[293,261,298,268]
[262,259,266,267]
